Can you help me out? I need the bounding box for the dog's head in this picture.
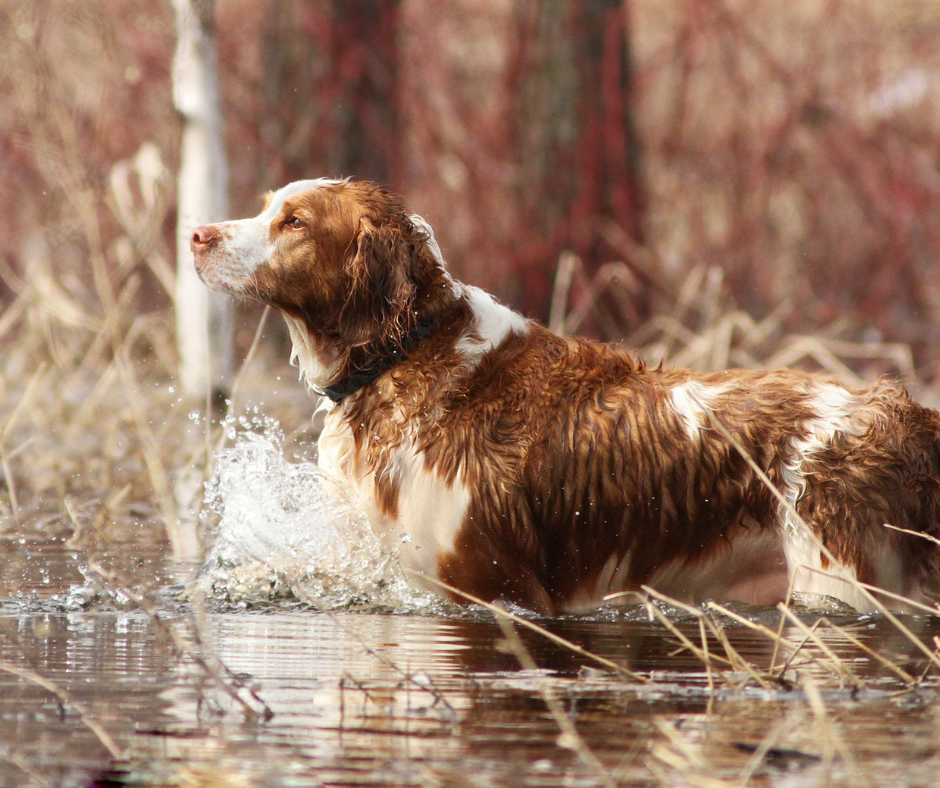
[190,178,446,349]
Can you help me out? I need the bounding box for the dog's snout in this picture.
[191,225,220,253]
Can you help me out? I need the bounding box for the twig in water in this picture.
[820,617,915,685]
[0,661,123,760]
[328,614,457,721]
[769,572,798,677]
[636,588,733,672]
[698,616,715,705]
[493,607,616,788]
[804,567,940,673]
[710,618,773,691]
[776,604,862,690]
[410,572,647,683]
[640,586,775,690]
[86,560,273,722]
[705,601,840,685]
[775,618,824,679]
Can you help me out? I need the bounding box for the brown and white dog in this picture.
[190,178,940,614]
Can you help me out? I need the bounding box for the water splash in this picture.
[198,425,436,611]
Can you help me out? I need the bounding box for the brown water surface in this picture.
[2,534,940,788]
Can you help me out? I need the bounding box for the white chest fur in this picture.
[316,406,471,586]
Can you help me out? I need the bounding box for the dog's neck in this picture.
[283,282,458,400]
[320,316,438,403]
[284,316,342,391]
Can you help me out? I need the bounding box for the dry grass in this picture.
[2,160,938,771]
[4,5,940,786]
[552,255,922,387]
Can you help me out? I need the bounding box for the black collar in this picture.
[321,318,437,403]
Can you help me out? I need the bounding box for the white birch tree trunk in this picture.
[172,0,233,401]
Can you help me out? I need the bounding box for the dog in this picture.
[190,178,940,614]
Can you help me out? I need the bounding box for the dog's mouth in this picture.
[192,257,251,298]
[192,257,219,288]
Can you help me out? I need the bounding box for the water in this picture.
[4,600,940,788]
[198,428,432,610]
[4,432,940,788]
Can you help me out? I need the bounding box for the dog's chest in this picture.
[317,406,472,584]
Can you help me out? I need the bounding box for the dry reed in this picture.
[0,661,124,760]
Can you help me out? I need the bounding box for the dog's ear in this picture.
[340,216,415,348]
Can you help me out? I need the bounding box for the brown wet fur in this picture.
[193,180,940,614]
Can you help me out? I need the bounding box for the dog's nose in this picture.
[191,225,219,252]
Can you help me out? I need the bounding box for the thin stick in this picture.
[86,560,273,721]
[776,604,863,689]
[704,602,820,678]
[227,306,270,412]
[769,572,798,677]
[846,585,940,672]
[0,661,123,760]
[639,587,734,669]
[411,572,647,682]
[795,567,940,671]
[494,612,616,788]
[709,620,773,691]
[643,597,732,670]
[329,613,457,719]
[2,362,48,441]
[549,252,579,336]
[775,620,822,678]
[850,580,940,616]
[213,305,272,458]
[0,440,19,526]
[640,587,777,689]
[710,600,846,685]
[883,522,940,548]
[820,617,915,685]
[0,752,54,788]
[698,616,715,707]
[4,435,36,461]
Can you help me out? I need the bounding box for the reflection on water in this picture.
[3,596,940,787]
[3,523,940,787]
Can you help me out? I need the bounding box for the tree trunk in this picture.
[172,0,233,403]
[327,0,401,184]
[259,0,400,187]
[399,0,646,333]
[512,0,647,326]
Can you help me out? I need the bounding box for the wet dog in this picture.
[191,178,940,613]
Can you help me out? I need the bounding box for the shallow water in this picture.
[4,541,940,788]
[4,433,940,787]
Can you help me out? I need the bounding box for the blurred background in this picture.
[7,6,940,782]
[5,0,940,376]
[5,0,940,538]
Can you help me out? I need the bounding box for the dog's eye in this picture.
[284,216,304,230]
